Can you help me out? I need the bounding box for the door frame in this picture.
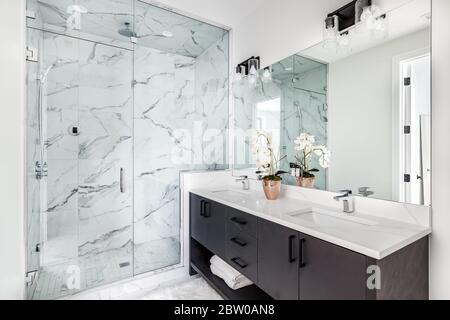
[392,47,430,203]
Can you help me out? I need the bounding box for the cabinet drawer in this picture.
[227,223,257,262]
[226,248,257,284]
[228,208,257,237]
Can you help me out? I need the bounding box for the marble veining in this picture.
[26,0,229,300]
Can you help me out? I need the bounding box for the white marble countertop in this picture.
[190,187,431,260]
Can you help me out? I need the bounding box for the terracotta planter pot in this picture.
[262,179,282,200]
[296,176,316,188]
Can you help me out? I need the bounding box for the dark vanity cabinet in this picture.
[258,219,300,300]
[258,220,367,300]
[190,194,227,258]
[298,234,368,300]
[189,193,429,300]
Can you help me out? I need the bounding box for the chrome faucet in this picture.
[333,190,355,214]
[358,187,374,197]
[236,175,250,190]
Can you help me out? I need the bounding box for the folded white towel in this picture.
[210,263,253,290]
[210,255,247,283]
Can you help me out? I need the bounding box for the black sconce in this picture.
[236,56,261,76]
[326,0,372,32]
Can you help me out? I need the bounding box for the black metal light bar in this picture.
[236,56,261,76]
[327,0,372,31]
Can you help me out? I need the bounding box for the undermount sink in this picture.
[289,207,379,226]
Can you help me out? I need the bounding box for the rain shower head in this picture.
[118,22,137,38]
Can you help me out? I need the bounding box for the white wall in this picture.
[234,0,412,67]
[430,0,450,300]
[327,29,430,201]
[0,0,26,300]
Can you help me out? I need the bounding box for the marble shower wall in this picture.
[41,31,134,283]
[133,33,229,275]
[281,55,328,189]
[26,0,229,297]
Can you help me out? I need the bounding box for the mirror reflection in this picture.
[233,0,431,206]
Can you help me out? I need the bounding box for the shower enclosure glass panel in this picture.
[132,0,229,275]
[26,29,134,300]
[26,0,229,300]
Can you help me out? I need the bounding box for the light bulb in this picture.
[337,32,352,54]
[248,74,257,88]
[323,15,338,51]
[372,14,388,39]
[262,68,272,83]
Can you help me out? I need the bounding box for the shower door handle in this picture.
[120,168,125,193]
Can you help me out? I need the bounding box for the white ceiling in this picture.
[147,0,266,28]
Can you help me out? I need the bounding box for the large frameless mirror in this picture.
[233,0,431,206]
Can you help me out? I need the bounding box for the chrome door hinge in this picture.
[26,46,38,62]
[25,271,38,287]
[26,10,36,19]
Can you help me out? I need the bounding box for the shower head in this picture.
[118,22,137,38]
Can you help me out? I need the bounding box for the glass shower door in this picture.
[27,30,134,300]
[76,38,134,291]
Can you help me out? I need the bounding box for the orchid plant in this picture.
[294,133,330,178]
[252,131,287,181]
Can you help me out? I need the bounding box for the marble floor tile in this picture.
[139,277,222,300]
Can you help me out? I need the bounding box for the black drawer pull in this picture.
[230,217,247,225]
[200,200,205,217]
[204,202,211,218]
[230,237,247,247]
[231,257,247,269]
[299,238,306,268]
[288,235,296,263]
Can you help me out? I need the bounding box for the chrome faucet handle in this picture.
[339,189,353,196]
[236,176,250,190]
[358,187,374,197]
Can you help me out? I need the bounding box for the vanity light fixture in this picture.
[235,56,271,87]
[323,15,339,50]
[323,0,390,51]
[236,56,261,76]
[360,5,389,39]
[337,31,352,53]
[262,67,272,83]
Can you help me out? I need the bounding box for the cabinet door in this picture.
[204,200,227,258]
[190,193,206,245]
[299,234,368,300]
[258,218,300,300]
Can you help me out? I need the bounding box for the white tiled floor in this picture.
[138,277,222,300]
[33,248,133,300]
[65,266,223,300]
